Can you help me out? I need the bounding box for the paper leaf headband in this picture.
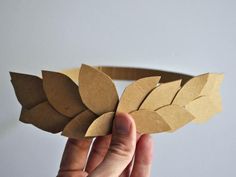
[10,64,224,139]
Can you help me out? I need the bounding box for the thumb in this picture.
[89,113,136,177]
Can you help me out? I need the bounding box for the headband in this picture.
[10,64,224,139]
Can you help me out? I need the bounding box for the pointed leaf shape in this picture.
[156,105,195,131]
[186,92,222,123]
[130,110,171,133]
[117,76,161,113]
[85,112,114,137]
[62,110,97,139]
[172,73,224,106]
[42,71,86,117]
[79,64,119,115]
[10,72,47,109]
[140,80,181,111]
[20,101,70,133]
[19,108,32,123]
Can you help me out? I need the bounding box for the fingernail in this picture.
[115,113,131,135]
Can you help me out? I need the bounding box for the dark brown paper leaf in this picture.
[42,71,86,117]
[156,105,195,131]
[130,110,171,133]
[10,72,47,109]
[140,80,181,111]
[117,76,161,113]
[62,110,97,139]
[79,64,119,115]
[20,101,70,133]
[85,112,114,137]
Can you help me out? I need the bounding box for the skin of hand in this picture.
[57,113,153,177]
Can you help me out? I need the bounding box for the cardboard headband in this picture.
[10,64,224,139]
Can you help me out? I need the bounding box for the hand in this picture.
[57,113,153,177]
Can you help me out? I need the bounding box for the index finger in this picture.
[59,138,92,172]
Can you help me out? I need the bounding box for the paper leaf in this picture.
[140,80,181,111]
[117,76,161,113]
[19,108,32,123]
[42,71,86,117]
[156,105,195,131]
[62,110,97,139]
[79,64,119,115]
[20,101,70,133]
[85,112,114,137]
[60,68,80,84]
[10,72,47,109]
[130,110,171,133]
[186,93,222,123]
[172,73,224,106]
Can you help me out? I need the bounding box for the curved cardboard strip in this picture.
[85,112,114,137]
[130,110,171,133]
[79,64,119,115]
[62,109,97,139]
[10,72,47,109]
[156,105,195,131]
[23,101,70,133]
[42,71,86,117]
[172,73,223,106]
[186,93,222,123]
[117,76,161,113]
[61,66,193,84]
[140,80,181,111]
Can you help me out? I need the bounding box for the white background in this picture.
[0,0,236,177]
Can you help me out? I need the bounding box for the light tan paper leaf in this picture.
[62,110,97,139]
[117,76,161,113]
[85,112,114,137]
[140,80,181,111]
[10,72,47,109]
[20,101,70,133]
[42,71,86,117]
[156,105,195,131]
[186,92,222,123]
[130,110,171,133]
[172,73,224,106]
[79,64,119,115]
[60,68,80,84]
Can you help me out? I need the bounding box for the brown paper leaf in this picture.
[85,112,114,137]
[62,110,97,139]
[19,108,32,123]
[186,92,222,123]
[10,72,47,109]
[60,68,80,84]
[42,71,86,117]
[117,76,161,113]
[172,73,224,106]
[156,105,195,131]
[21,101,70,133]
[79,64,119,115]
[140,80,181,111]
[130,110,171,133]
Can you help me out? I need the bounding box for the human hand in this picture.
[57,113,153,177]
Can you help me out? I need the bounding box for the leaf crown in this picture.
[10,64,224,139]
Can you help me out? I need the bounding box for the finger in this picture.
[120,133,142,177]
[85,135,111,173]
[89,113,136,177]
[58,138,92,172]
[130,134,153,177]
